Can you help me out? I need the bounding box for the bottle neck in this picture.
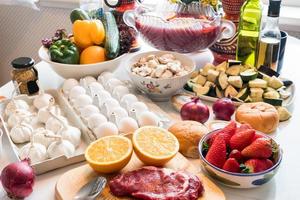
[265,16,279,29]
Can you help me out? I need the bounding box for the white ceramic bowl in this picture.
[199,130,282,188]
[38,46,127,79]
[126,51,196,101]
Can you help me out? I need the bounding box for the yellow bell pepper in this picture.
[73,20,105,49]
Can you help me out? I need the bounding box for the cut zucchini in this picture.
[283,80,293,87]
[244,96,252,102]
[204,81,215,88]
[249,79,267,88]
[201,63,216,76]
[225,85,238,98]
[278,88,291,99]
[207,85,217,97]
[265,87,276,93]
[191,71,199,79]
[236,87,249,101]
[207,69,220,82]
[228,60,242,67]
[226,65,241,76]
[263,91,280,99]
[184,83,193,92]
[191,74,207,86]
[250,88,264,102]
[228,76,243,88]
[277,107,292,122]
[216,87,224,98]
[240,69,258,82]
[193,85,210,96]
[268,76,284,89]
[216,61,227,72]
[263,98,283,106]
[217,72,228,90]
[258,65,280,77]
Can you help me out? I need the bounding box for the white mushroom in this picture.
[7,109,32,128]
[47,135,75,159]
[69,86,86,100]
[117,117,139,134]
[137,111,160,127]
[10,122,33,144]
[112,85,130,101]
[32,128,56,148]
[87,113,107,130]
[80,105,100,119]
[73,94,93,109]
[37,106,61,123]
[93,122,118,139]
[19,137,47,164]
[5,100,29,117]
[120,94,138,111]
[161,70,173,79]
[62,79,79,95]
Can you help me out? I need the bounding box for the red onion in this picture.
[180,97,209,124]
[212,98,235,121]
[1,159,35,199]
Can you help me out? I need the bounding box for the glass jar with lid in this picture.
[11,57,39,95]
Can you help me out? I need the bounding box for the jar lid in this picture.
[11,57,35,69]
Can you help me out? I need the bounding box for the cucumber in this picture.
[268,76,283,89]
[191,74,206,86]
[207,69,219,82]
[240,69,258,82]
[250,88,264,102]
[194,85,210,96]
[101,12,120,59]
[70,8,91,23]
[226,65,241,76]
[249,79,267,88]
[263,91,280,99]
[258,65,280,77]
[225,85,238,98]
[216,61,227,72]
[216,87,224,98]
[277,107,291,122]
[263,98,283,106]
[228,76,243,88]
[236,87,249,101]
[217,72,228,90]
[200,63,215,76]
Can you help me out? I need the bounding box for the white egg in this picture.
[79,76,97,87]
[93,122,118,138]
[69,86,86,100]
[88,82,104,96]
[109,107,128,124]
[137,111,160,127]
[129,101,148,119]
[47,139,75,158]
[101,98,120,117]
[112,85,130,101]
[5,100,29,116]
[120,94,138,111]
[7,109,32,128]
[45,116,68,134]
[59,126,81,148]
[117,117,139,134]
[10,123,33,143]
[37,106,61,123]
[80,105,100,119]
[33,93,55,109]
[62,79,79,94]
[73,94,93,109]
[93,90,111,107]
[87,114,107,130]
[98,72,114,84]
[105,78,124,91]
[19,143,47,164]
[32,128,56,148]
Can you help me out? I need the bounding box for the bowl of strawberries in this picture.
[199,121,282,188]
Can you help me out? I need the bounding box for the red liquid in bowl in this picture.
[136,16,221,53]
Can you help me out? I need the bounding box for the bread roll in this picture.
[168,120,209,158]
[235,102,279,133]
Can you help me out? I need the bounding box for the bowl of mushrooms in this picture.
[127,51,196,101]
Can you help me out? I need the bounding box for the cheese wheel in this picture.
[168,120,209,158]
[235,102,279,133]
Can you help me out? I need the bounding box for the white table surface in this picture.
[0,37,300,200]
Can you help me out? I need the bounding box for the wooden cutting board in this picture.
[55,152,225,200]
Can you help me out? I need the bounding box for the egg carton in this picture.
[0,89,93,175]
[60,72,172,140]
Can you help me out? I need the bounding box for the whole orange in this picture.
[80,46,106,64]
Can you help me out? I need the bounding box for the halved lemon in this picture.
[85,135,133,173]
[132,126,179,166]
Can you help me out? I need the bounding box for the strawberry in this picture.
[241,138,273,159]
[237,123,252,132]
[205,135,227,168]
[229,129,255,151]
[251,133,264,143]
[222,158,240,173]
[242,159,274,173]
[209,121,237,145]
[229,149,244,163]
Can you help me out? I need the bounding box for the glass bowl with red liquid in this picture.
[124,1,236,53]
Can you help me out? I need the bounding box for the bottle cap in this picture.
[11,57,35,69]
[268,0,281,17]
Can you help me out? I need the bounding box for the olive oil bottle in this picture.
[236,0,263,66]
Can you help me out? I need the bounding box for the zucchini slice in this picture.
[184,83,193,92]
[250,88,264,102]
[226,65,241,76]
[277,107,292,122]
[216,87,224,98]
[201,63,216,76]
[191,74,207,86]
[268,76,284,89]
[278,88,291,99]
[216,61,227,72]
[283,80,293,87]
[258,65,280,77]
[191,71,199,79]
[193,85,210,96]
[249,79,267,88]
[228,76,243,88]
[207,85,217,97]
[207,69,220,82]
[228,60,242,67]
[263,98,283,106]
[236,87,249,101]
[240,69,258,82]
[225,85,238,98]
[204,81,215,88]
[265,87,276,93]
[244,96,252,102]
[263,91,280,99]
[217,72,228,90]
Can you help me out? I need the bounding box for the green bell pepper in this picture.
[49,39,80,64]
